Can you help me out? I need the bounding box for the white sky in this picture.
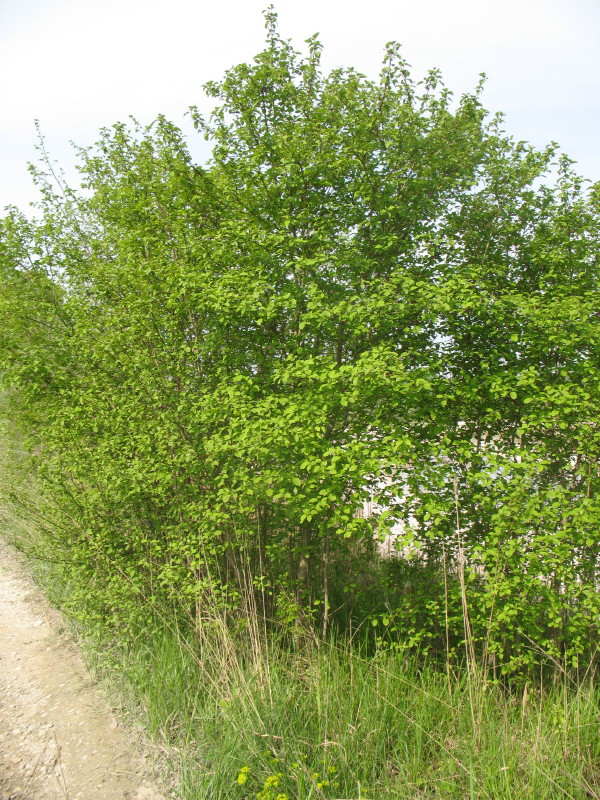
[1,0,599,212]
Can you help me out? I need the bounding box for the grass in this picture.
[77,610,600,800]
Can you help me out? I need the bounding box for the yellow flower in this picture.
[236,766,250,786]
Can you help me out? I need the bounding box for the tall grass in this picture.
[77,606,599,800]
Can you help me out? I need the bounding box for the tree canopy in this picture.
[2,11,600,675]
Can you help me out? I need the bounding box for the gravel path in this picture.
[0,538,167,800]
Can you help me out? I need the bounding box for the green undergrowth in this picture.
[1,403,600,799]
[80,612,600,800]
[1,487,599,800]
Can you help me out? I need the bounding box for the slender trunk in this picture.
[322,533,329,638]
[298,525,311,600]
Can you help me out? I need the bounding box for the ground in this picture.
[0,538,168,800]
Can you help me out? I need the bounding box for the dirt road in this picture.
[0,538,168,800]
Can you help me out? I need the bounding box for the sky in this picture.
[1,0,599,212]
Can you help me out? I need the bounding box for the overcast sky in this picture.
[1,0,599,212]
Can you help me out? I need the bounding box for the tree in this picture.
[1,10,599,673]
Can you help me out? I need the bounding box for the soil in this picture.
[0,538,169,800]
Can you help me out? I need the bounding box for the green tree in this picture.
[1,10,599,674]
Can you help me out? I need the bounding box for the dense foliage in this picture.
[1,12,599,677]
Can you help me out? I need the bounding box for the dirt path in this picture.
[0,538,169,800]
